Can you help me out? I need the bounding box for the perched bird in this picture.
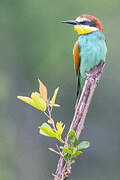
[62,14,107,101]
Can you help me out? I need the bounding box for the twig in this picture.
[44,111,49,119]
[48,104,52,120]
[54,61,105,180]
[52,173,62,180]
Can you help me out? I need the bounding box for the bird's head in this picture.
[62,14,103,35]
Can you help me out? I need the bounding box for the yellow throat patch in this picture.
[74,25,98,35]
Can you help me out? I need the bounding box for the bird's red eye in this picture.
[84,22,89,25]
[79,21,89,25]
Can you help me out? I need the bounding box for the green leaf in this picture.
[60,147,73,155]
[78,141,90,150]
[69,130,76,140]
[64,155,71,163]
[51,87,59,106]
[72,147,77,154]
[72,151,83,158]
[39,123,56,137]
[73,138,79,147]
[31,92,47,111]
[68,130,78,146]
[55,121,65,140]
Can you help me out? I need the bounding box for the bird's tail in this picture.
[76,70,85,106]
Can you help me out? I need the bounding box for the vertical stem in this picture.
[54,62,105,180]
[48,105,52,120]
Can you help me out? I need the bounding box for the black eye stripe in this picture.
[77,21,97,27]
[78,21,89,25]
[89,21,97,27]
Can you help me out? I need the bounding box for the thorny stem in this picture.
[54,62,105,180]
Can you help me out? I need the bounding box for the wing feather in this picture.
[73,40,80,74]
[73,40,81,100]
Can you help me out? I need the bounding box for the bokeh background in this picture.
[0,0,120,179]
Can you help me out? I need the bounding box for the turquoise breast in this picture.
[78,30,107,77]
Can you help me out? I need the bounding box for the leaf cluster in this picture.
[60,130,90,165]
[17,80,90,168]
[18,79,65,143]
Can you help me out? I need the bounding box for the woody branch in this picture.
[54,61,105,180]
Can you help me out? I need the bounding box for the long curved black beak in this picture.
[61,20,77,25]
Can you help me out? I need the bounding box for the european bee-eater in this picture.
[62,14,107,100]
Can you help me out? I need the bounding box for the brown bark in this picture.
[54,62,105,180]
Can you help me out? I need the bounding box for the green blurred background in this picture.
[0,0,120,179]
